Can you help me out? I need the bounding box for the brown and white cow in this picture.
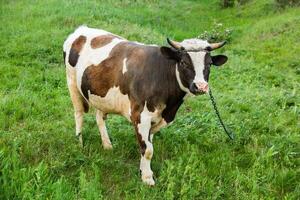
[63,26,228,185]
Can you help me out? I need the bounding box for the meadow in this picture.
[0,0,299,199]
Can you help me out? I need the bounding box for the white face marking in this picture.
[179,38,210,86]
[180,38,210,51]
[188,51,207,84]
[122,58,127,74]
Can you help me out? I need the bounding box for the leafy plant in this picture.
[198,21,233,42]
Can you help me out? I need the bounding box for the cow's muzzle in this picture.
[190,82,209,94]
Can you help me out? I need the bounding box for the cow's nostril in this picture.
[192,83,197,89]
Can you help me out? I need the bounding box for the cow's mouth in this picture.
[194,90,207,95]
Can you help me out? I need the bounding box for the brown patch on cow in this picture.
[137,133,147,156]
[130,102,142,124]
[90,34,119,49]
[130,101,148,156]
[69,35,86,67]
[81,41,147,99]
[81,57,121,98]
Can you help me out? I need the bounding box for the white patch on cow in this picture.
[140,155,154,185]
[63,25,110,66]
[122,58,128,74]
[87,38,124,65]
[180,38,210,51]
[175,64,193,96]
[138,103,158,144]
[138,102,159,186]
[133,41,144,45]
[188,51,208,85]
[89,86,131,121]
[133,41,157,47]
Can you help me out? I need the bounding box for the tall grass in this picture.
[0,0,299,199]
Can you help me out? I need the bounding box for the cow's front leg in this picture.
[132,106,155,186]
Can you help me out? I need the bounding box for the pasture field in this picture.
[0,0,299,199]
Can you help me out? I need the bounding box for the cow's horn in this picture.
[167,38,183,50]
[209,41,227,50]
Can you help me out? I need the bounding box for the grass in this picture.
[0,0,299,199]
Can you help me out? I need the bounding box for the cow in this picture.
[63,26,228,186]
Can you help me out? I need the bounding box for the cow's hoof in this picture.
[142,176,155,186]
[103,143,113,150]
[76,133,83,147]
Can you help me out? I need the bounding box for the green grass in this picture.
[0,0,299,199]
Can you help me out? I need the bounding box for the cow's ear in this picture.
[211,55,228,66]
[161,47,181,61]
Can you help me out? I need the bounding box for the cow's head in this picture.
[161,38,228,95]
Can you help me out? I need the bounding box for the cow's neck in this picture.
[157,58,186,123]
[162,58,187,101]
[175,64,192,95]
[160,57,187,100]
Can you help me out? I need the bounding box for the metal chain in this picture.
[208,88,234,140]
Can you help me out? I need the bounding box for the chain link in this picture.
[208,88,234,140]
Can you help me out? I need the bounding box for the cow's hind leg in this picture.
[66,69,88,146]
[96,110,112,149]
[131,104,155,186]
